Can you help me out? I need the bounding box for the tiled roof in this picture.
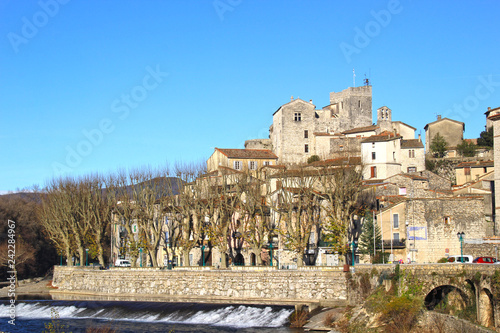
[401,139,424,148]
[456,160,494,168]
[308,156,362,167]
[342,125,379,135]
[424,117,464,130]
[385,173,428,182]
[361,131,401,143]
[215,148,278,159]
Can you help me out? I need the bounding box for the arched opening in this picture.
[479,288,494,327]
[234,253,245,266]
[425,285,468,314]
[250,253,256,266]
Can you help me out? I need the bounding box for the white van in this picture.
[447,255,473,263]
[115,259,131,267]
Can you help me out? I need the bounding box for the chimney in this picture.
[418,134,421,142]
[291,96,294,101]
[309,99,313,104]
[488,107,491,111]
[437,115,442,120]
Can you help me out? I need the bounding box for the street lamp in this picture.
[139,248,143,267]
[351,240,358,266]
[85,248,89,266]
[457,232,465,263]
[202,245,205,266]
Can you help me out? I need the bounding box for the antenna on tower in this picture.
[364,74,370,86]
[353,68,356,87]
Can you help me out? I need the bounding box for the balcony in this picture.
[382,239,406,249]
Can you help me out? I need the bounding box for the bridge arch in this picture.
[479,287,495,327]
[424,284,469,312]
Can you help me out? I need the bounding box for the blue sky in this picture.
[1,0,499,192]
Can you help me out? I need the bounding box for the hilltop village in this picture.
[104,84,498,268]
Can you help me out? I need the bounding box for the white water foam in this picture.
[0,302,293,328]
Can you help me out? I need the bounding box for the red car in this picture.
[473,257,497,264]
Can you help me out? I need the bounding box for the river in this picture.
[0,299,301,333]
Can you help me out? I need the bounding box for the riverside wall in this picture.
[52,266,348,308]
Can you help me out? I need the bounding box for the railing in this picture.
[382,239,406,248]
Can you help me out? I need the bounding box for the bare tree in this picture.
[269,167,321,267]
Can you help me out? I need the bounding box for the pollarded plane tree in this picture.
[171,162,207,267]
[314,158,365,263]
[270,167,322,267]
[235,173,271,266]
[76,174,114,266]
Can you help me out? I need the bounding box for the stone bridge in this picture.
[354,263,500,329]
[52,264,500,329]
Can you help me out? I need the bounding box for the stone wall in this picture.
[52,266,348,306]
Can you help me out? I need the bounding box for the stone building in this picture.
[377,196,486,263]
[207,148,278,173]
[361,132,425,180]
[269,86,372,164]
[424,115,465,155]
[455,160,494,186]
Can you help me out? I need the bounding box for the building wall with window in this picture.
[206,148,278,173]
[400,139,425,173]
[361,133,402,179]
[377,197,486,264]
[455,160,494,186]
[271,86,372,164]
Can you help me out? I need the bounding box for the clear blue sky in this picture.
[1,0,499,192]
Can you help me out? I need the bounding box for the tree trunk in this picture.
[253,247,263,265]
[65,245,72,267]
[95,234,105,266]
[183,250,190,267]
[149,248,158,267]
[78,247,85,266]
[220,252,227,269]
[296,254,304,267]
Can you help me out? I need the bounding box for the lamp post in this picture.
[457,232,465,263]
[139,248,143,267]
[202,245,205,266]
[269,241,273,267]
[85,248,89,266]
[351,240,357,266]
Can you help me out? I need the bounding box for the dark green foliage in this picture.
[358,210,381,262]
[477,127,493,147]
[456,140,476,157]
[307,155,320,164]
[430,132,448,158]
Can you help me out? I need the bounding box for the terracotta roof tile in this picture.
[361,131,401,143]
[455,160,494,168]
[401,139,424,148]
[215,148,278,159]
[342,125,379,135]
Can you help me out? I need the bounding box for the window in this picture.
[294,113,301,121]
[234,161,242,170]
[399,187,407,195]
[304,130,308,138]
[372,152,376,160]
[393,151,396,161]
[444,216,451,224]
[393,233,400,241]
[358,100,361,107]
[305,144,309,153]
[409,149,415,158]
[464,167,471,176]
[407,166,416,173]
[372,142,375,148]
[339,145,344,151]
[370,166,377,178]
[249,161,257,170]
[263,161,272,166]
[393,214,399,228]
[484,167,487,173]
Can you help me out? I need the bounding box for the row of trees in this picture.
[37,159,368,268]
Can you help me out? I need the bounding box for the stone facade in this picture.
[270,86,372,164]
[424,116,465,153]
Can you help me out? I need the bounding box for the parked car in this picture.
[447,255,473,263]
[115,259,132,267]
[473,256,497,264]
